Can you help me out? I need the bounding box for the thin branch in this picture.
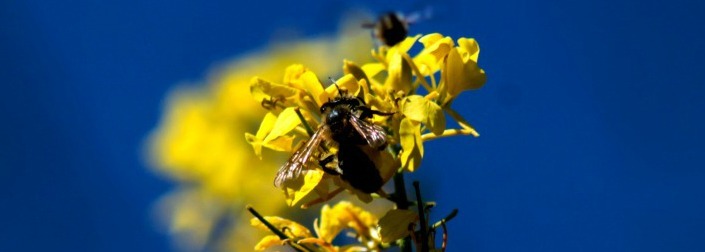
[443,106,480,137]
[421,128,477,142]
[413,181,429,252]
[393,172,412,252]
[441,221,448,252]
[431,209,459,230]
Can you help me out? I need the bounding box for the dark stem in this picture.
[392,172,412,252]
[413,181,429,252]
[246,205,288,240]
[431,209,459,229]
[441,221,448,252]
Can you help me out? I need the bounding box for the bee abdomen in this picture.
[337,144,383,193]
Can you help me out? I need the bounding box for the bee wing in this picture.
[349,115,388,149]
[274,125,328,188]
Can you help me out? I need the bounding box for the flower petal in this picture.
[253,235,283,251]
[283,169,325,206]
[250,216,312,238]
[392,35,421,56]
[263,107,300,144]
[414,35,453,76]
[443,47,486,102]
[283,64,308,89]
[401,95,426,122]
[319,201,378,243]
[324,74,360,98]
[245,112,278,158]
[318,204,344,243]
[384,52,412,94]
[295,70,326,107]
[344,60,369,81]
[401,95,446,136]
[262,134,295,152]
[424,95,446,136]
[250,77,299,103]
[399,118,424,172]
[378,209,418,243]
[361,62,385,78]
[457,37,480,63]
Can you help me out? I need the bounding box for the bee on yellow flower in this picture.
[246,32,486,251]
[246,33,486,207]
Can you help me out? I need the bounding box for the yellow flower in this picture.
[250,201,382,251]
[439,39,486,105]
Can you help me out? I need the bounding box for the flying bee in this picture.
[363,8,433,47]
[363,12,409,47]
[274,86,394,194]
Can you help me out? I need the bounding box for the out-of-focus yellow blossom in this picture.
[250,201,383,251]
[247,32,486,203]
[146,17,374,251]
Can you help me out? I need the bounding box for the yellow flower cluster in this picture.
[246,33,486,208]
[145,19,374,250]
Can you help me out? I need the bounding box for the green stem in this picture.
[294,107,315,136]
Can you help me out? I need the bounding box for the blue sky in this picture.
[1,0,704,251]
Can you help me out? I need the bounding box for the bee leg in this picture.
[358,106,395,119]
[319,154,343,175]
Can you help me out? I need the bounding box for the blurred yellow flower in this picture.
[146,17,374,251]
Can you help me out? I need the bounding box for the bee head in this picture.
[320,96,362,113]
[320,77,368,115]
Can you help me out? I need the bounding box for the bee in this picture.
[363,12,409,47]
[363,8,432,47]
[274,86,394,193]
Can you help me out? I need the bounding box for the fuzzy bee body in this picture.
[337,144,384,193]
[274,94,392,194]
[373,12,409,47]
[364,8,433,47]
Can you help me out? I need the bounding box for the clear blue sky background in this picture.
[1,0,704,251]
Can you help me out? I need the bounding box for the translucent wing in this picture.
[349,115,388,149]
[274,126,328,188]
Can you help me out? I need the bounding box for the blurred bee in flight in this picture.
[274,81,394,194]
[362,8,433,47]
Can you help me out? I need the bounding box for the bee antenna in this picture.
[328,77,344,97]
